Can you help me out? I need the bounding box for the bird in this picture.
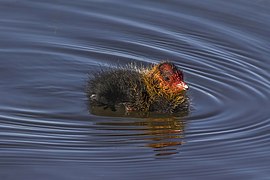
[87,61,189,114]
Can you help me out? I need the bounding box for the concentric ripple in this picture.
[0,0,270,179]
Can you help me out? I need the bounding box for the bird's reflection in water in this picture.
[90,105,188,156]
[140,117,186,156]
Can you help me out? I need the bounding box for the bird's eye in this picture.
[164,76,170,81]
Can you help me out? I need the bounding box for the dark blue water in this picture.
[1,0,270,179]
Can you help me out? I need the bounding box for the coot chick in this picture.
[87,62,189,113]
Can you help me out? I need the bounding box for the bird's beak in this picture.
[177,81,189,90]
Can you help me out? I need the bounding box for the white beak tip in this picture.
[177,83,189,90]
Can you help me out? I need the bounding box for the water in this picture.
[0,0,270,179]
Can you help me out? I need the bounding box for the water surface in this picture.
[0,0,270,179]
